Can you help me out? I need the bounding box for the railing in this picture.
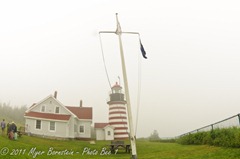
[179,113,240,137]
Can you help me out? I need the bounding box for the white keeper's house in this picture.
[24,91,92,140]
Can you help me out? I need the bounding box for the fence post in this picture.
[211,124,214,131]
[238,114,240,125]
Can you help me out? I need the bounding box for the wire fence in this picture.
[179,113,240,137]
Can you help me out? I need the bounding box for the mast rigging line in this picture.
[99,33,113,92]
[135,48,142,136]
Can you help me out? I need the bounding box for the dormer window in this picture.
[55,107,60,114]
[41,105,45,112]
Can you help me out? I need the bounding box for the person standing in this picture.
[9,121,17,140]
[7,122,10,136]
[1,119,6,135]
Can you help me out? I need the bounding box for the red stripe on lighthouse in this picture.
[109,116,127,120]
[109,121,127,125]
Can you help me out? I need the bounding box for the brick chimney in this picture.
[80,100,83,107]
[54,91,57,99]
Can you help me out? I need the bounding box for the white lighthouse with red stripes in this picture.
[107,82,129,140]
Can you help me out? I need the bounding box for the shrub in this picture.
[177,127,240,148]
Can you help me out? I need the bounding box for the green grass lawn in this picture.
[1,135,240,159]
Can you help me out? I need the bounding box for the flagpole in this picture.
[99,13,146,159]
[115,13,137,159]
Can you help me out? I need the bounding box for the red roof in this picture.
[94,123,110,129]
[25,111,71,121]
[112,82,122,89]
[66,106,92,120]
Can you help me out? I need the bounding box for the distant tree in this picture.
[0,103,27,126]
[149,130,160,141]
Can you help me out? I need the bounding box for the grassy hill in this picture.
[1,135,240,159]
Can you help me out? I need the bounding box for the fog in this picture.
[1,0,240,137]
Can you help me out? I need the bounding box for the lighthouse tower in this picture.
[107,82,129,140]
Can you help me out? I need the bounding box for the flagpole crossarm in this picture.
[99,31,116,34]
[99,31,140,35]
[122,32,140,35]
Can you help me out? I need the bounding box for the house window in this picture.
[36,120,41,129]
[79,125,84,133]
[55,107,60,114]
[41,105,45,112]
[108,131,111,136]
[50,121,55,131]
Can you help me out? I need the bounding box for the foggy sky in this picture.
[1,0,240,137]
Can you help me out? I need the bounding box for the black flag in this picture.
[140,40,147,59]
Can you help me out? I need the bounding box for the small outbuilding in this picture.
[94,123,114,140]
